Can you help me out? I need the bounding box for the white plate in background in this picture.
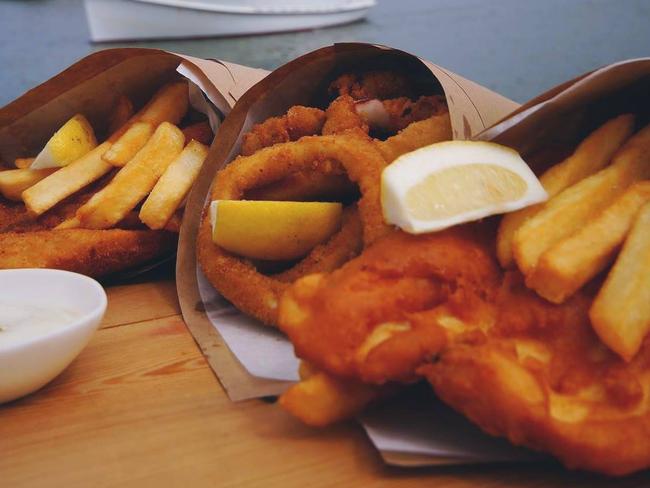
[85,0,376,41]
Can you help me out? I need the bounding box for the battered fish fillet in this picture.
[0,229,177,278]
[0,190,177,277]
[420,273,650,476]
[278,226,501,384]
[280,223,650,475]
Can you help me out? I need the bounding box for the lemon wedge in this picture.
[381,141,547,234]
[31,114,97,169]
[210,200,343,260]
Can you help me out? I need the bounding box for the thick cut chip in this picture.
[529,181,650,303]
[497,114,635,267]
[104,81,188,166]
[22,142,113,216]
[279,371,386,427]
[0,168,57,201]
[590,202,650,362]
[513,123,650,275]
[139,140,209,229]
[75,122,184,229]
[102,122,154,167]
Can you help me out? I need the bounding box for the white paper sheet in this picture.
[360,385,539,463]
[196,268,299,382]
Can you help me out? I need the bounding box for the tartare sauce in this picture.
[0,303,79,347]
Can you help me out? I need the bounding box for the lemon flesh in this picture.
[211,200,343,261]
[31,114,97,169]
[382,141,547,234]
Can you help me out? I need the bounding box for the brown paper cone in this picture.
[479,58,650,163]
[0,48,268,163]
[0,48,268,282]
[177,42,520,401]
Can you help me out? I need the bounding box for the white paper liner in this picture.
[197,268,299,382]
[359,385,539,464]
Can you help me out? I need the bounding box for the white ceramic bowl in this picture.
[0,269,107,404]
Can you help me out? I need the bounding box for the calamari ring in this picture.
[321,96,452,164]
[322,95,370,137]
[374,113,453,163]
[240,106,325,156]
[198,134,391,326]
[356,95,448,133]
[242,103,361,202]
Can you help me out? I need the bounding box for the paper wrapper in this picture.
[480,58,650,154]
[176,42,533,466]
[0,48,268,280]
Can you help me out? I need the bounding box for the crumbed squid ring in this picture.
[198,134,390,326]
[240,106,326,156]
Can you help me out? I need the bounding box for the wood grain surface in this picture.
[1,281,649,487]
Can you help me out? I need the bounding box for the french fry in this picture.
[139,140,208,229]
[107,95,134,135]
[102,122,154,167]
[513,123,650,275]
[22,142,113,215]
[278,371,386,427]
[14,157,35,169]
[54,217,80,230]
[181,121,214,146]
[590,202,650,362]
[104,81,188,166]
[75,122,185,229]
[0,168,57,201]
[528,181,650,303]
[497,114,635,267]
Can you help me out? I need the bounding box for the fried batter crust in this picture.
[420,273,650,476]
[198,133,389,326]
[375,113,453,163]
[0,228,176,277]
[279,222,650,475]
[240,106,326,156]
[0,188,175,277]
[322,95,370,137]
[278,227,500,383]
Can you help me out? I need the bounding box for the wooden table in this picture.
[2,280,649,487]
